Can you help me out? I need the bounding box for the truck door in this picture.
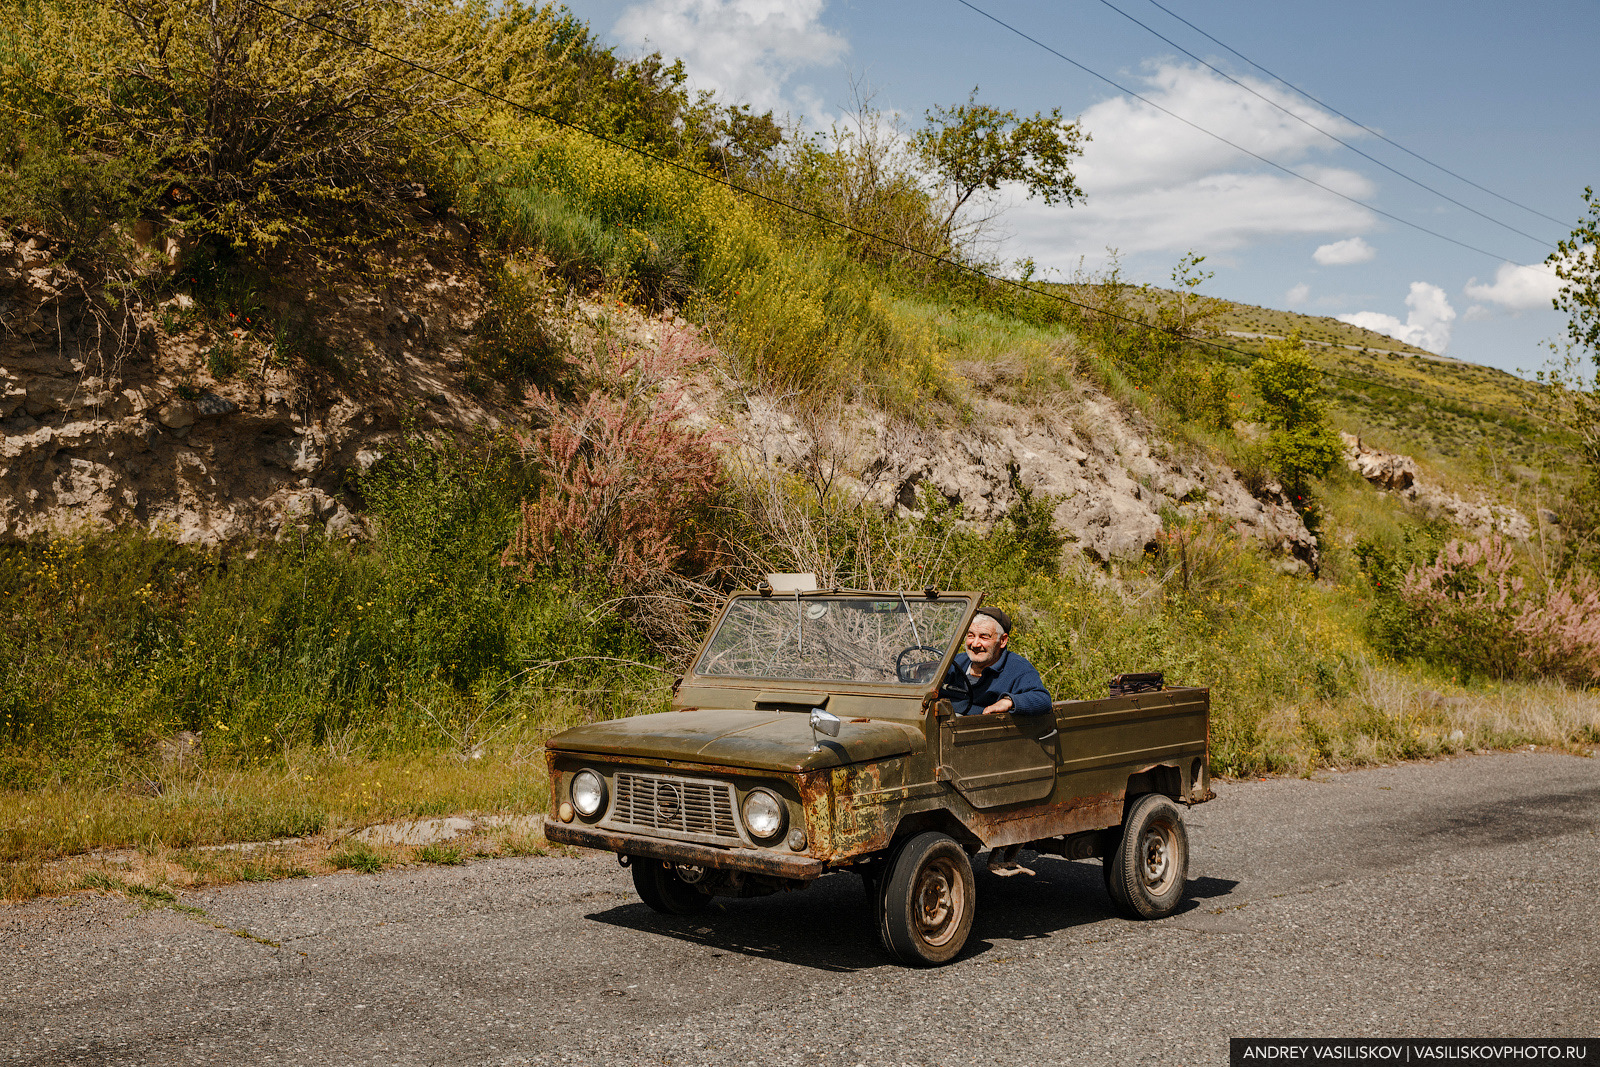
[938,708,1058,808]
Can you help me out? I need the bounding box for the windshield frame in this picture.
[689,590,979,689]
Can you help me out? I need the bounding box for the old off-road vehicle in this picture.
[543,580,1212,966]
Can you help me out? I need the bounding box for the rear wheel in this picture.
[877,832,975,966]
[1104,793,1189,919]
[631,857,711,915]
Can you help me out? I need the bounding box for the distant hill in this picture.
[1206,298,1571,498]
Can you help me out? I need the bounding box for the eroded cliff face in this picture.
[1338,432,1533,540]
[0,225,504,544]
[731,385,1319,571]
[2,225,1318,569]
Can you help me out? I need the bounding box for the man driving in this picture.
[940,607,1052,716]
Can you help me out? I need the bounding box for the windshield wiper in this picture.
[897,591,922,647]
[793,589,803,656]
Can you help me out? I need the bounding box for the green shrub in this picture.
[0,432,664,783]
[1361,534,1600,685]
[0,124,155,267]
[1250,334,1342,498]
[0,0,576,255]
[205,336,245,380]
[468,261,570,389]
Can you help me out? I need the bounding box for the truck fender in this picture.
[1122,763,1183,819]
[879,810,984,856]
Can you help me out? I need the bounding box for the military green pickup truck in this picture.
[544,585,1212,966]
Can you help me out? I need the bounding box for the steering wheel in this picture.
[895,645,945,684]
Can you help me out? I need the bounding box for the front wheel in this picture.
[631,857,711,915]
[1103,793,1189,919]
[877,832,975,966]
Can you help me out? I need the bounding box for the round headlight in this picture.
[741,788,787,842]
[570,769,606,817]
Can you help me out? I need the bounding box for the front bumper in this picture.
[544,819,826,880]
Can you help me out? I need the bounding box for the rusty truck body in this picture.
[544,587,1212,965]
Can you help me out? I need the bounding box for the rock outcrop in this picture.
[0,226,502,544]
[733,387,1318,570]
[1340,432,1532,540]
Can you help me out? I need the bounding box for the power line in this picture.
[1139,0,1574,231]
[953,0,1528,266]
[224,0,1525,413]
[1092,0,1559,252]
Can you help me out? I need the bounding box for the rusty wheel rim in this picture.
[1138,820,1178,894]
[913,856,966,947]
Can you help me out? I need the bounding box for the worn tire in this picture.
[1104,793,1190,920]
[877,832,975,966]
[631,858,711,915]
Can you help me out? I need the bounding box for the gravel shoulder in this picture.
[3,750,1597,1066]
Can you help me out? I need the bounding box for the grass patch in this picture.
[327,841,387,874]
[461,118,956,409]
[0,744,554,891]
[417,843,464,865]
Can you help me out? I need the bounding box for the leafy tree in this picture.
[1165,251,1226,338]
[1550,186,1600,356]
[0,0,575,257]
[1540,187,1600,570]
[549,41,783,179]
[1249,334,1342,498]
[765,86,944,273]
[912,88,1087,251]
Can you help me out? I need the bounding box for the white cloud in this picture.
[1313,237,1376,266]
[1338,282,1456,354]
[1001,62,1376,264]
[1462,260,1564,312]
[1070,62,1366,191]
[611,0,847,114]
[1286,282,1310,304]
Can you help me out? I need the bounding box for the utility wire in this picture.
[227,0,1527,412]
[1139,0,1573,231]
[1092,0,1558,251]
[954,0,1526,266]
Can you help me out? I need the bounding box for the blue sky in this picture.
[557,0,1599,378]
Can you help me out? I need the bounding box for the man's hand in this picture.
[982,696,1014,714]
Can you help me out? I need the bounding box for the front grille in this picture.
[611,773,740,841]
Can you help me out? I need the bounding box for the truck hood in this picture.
[546,708,924,772]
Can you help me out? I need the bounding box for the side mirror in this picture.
[809,707,842,751]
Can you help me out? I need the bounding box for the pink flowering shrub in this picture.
[502,327,726,587]
[1398,536,1600,686]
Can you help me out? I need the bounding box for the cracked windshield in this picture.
[695,596,970,684]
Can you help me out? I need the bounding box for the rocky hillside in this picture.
[1,221,1343,576]
[12,220,1552,571]
[1,223,505,544]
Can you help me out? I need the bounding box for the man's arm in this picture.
[994,655,1052,715]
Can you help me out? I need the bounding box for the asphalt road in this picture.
[3,751,1597,1066]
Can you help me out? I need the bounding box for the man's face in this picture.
[965,616,1008,670]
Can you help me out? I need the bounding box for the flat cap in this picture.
[973,606,1012,634]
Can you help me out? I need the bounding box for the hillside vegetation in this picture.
[2,0,1597,899]
[1206,300,1569,494]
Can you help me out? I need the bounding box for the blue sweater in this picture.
[940,649,1053,716]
